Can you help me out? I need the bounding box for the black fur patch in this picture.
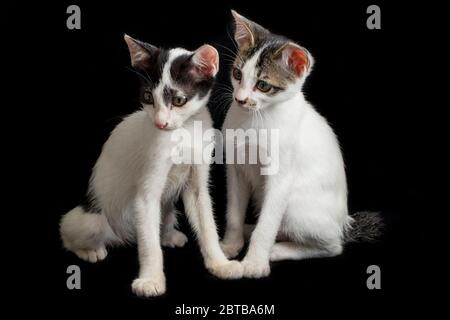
[142,49,170,87]
[137,50,214,106]
[170,53,214,99]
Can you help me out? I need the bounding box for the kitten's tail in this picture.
[344,211,384,243]
[60,206,120,262]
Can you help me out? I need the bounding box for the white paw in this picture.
[162,230,188,248]
[207,260,244,279]
[270,245,286,262]
[74,246,107,263]
[131,276,166,297]
[241,260,270,278]
[220,240,244,259]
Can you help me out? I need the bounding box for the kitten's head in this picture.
[124,35,219,130]
[229,11,313,110]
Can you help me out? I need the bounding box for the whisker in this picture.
[219,52,239,61]
[214,87,234,94]
[226,28,245,64]
[258,109,265,127]
[214,82,233,88]
[261,106,275,124]
[125,67,152,85]
[214,42,238,57]
[211,92,233,118]
[214,40,244,65]
[212,93,233,106]
[216,86,233,93]
[143,69,153,85]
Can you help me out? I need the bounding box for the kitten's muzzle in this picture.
[235,97,257,109]
[235,97,248,105]
[155,121,169,129]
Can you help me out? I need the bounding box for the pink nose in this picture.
[155,122,168,129]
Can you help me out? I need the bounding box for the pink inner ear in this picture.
[288,48,308,77]
[194,45,219,77]
[124,35,151,69]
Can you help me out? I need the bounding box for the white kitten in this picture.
[221,11,382,278]
[60,35,242,297]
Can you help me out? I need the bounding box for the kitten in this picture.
[60,35,242,297]
[221,11,382,278]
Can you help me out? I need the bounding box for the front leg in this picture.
[182,164,243,279]
[132,160,172,297]
[220,164,249,258]
[241,176,291,278]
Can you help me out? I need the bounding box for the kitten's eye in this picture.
[172,95,187,107]
[232,68,242,81]
[256,80,272,93]
[142,89,154,104]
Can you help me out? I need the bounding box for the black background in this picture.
[5,0,446,318]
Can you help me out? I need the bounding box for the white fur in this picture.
[221,45,351,278]
[234,49,262,105]
[60,48,243,297]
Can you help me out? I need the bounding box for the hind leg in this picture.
[244,224,289,242]
[270,241,342,262]
[270,204,345,262]
[161,205,188,248]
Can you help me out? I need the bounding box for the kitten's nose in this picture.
[235,97,248,105]
[155,122,168,129]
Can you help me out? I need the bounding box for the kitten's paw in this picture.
[131,276,166,297]
[74,246,107,263]
[207,260,244,279]
[162,230,188,248]
[270,245,286,262]
[241,260,270,278]
[220,240,244,259]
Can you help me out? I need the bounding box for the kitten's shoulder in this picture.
[120,109,149,123]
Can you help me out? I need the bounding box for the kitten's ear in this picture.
[191,44,219,78]
[124,34,158,69]
[277,43,314,78]
[231,10,266,49]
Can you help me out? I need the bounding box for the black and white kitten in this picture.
[60,35,243,297]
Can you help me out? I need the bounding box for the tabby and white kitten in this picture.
[221,11,382,278]
[60,35,242,297]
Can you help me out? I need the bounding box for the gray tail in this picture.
[344,211,384,243]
